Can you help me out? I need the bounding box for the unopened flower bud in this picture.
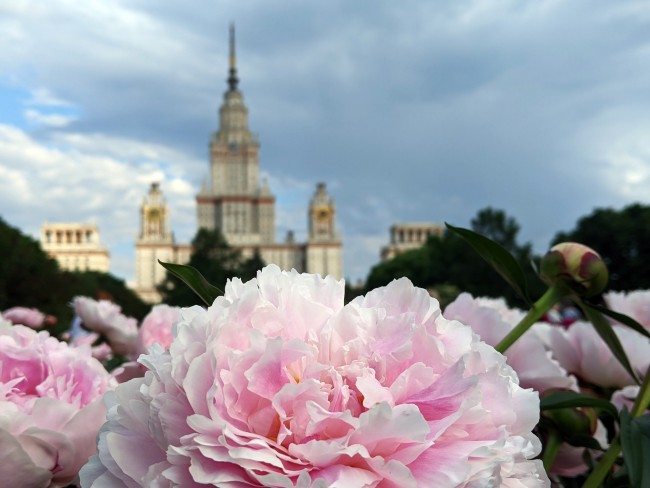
[540,242,608,297]
[544,404,598,438]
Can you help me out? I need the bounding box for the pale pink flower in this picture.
[445,293,578,394]
[72,296,138,358]
[0,323,116,486]
[81,266,548,487]
[108,305,181,384]
[611,385,639,413]
[71,332,114,362]
[2,306,55,329]
[444,294,613,480]
[549,421,609,478]
[136,304,180,355]
[605,290,650,331]
[541,321,650,388]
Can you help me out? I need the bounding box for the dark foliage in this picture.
[157,228,267,307]
[365,208,544,307]
[0,216,148,336]
[553,203,650,291]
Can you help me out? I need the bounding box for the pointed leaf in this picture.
[586,303,650,340]
[445,223,530,304]
[580,299,641,385]
[620,409,650,488]
[540,390,618,418]
[159,260,222,306]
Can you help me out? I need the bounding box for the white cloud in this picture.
[577,108,650,203]
[26,87,73,107]
[24,108,75,128]
[2,0,650,286]
[0,124,196,281]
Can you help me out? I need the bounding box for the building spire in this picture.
[227,23,239,91]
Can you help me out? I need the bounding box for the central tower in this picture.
[196,24,275,246]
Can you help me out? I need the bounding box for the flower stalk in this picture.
[583,366,650,488]
[495,285,566,353]
[542,428,563,472]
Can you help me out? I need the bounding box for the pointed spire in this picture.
[227,23,239,91]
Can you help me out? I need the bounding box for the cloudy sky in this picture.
[1,1,649,285]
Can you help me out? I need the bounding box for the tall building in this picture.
[41,222,110,273]
[134,25,342,303]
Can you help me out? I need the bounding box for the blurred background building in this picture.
[134,26,342,303]
[380,223,444,261]
[40,222,110,273]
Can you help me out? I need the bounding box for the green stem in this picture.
[582,436,621,488]
[631,365,650,417]
[495,286,566,353]
[582,366,650,488]
[542,428,563,473]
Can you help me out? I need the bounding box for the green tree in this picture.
[471,207,521,253]
[157,228,244,306]
[0,216,148,336]
[65,271,150,321]
[364,208,543,307]
[552,203,650,291]
[238,249,266,282]
[365,245,435,292]
[0,216,70,320]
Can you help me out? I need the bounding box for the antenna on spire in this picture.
[227,23,239,91]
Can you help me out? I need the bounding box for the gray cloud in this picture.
[1,0,650,283]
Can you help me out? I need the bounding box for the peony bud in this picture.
[540,242,608,297]
[544,404,598,438]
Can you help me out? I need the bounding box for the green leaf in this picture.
[540,390,618,418]
[580,300,641,385]
[586,303,650,341]
[158,260,222,306]
[620,410,650,487]
[445,223,531,304]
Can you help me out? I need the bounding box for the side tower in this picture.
[305,183,343,279]
[135,182,176,303]
[197,24,276,247]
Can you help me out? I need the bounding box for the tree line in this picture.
[364,203,650,308]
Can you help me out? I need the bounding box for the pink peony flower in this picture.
[540,321,650,389]
[72,296,138,358]
[444,294,602,480]
[81,266,548,487]
[107,305,181,384]
[136,304,181,355]
[71,332,114,363]
[3,306,56,329]
[444,293,578,395]
[0,323,116,486]
[605,290,650,331]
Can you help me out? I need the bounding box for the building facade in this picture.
[41,222,110,273]
[134,26,342,303]
[135,183,191,303]
[380,223,444,261]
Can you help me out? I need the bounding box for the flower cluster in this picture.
[71,298,180,369]
[81,266,548,487]
[0,320,116,486]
